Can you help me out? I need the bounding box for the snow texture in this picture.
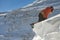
[33,14,60,40]
[0,0,60,40]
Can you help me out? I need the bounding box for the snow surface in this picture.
[0,0,60,40]
[33,14,60,40]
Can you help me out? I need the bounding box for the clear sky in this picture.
[0,0,34,12]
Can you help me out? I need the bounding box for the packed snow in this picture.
[33,14,60,40]
[0,0,60,40]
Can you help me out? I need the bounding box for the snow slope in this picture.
[0,0,60,40]
[33,14,60,40]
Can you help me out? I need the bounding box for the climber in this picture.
[31,6,54,28]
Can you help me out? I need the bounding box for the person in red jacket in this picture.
[31,6,54,28]
[38,6,54,22]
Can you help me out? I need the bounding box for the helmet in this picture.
[50,6,54,12]
[50,6,53,8]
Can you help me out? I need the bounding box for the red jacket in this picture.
[41,7,53,18]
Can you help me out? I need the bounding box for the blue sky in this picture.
[0,0,34,12]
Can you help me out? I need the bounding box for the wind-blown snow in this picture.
[0,0,60,40]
